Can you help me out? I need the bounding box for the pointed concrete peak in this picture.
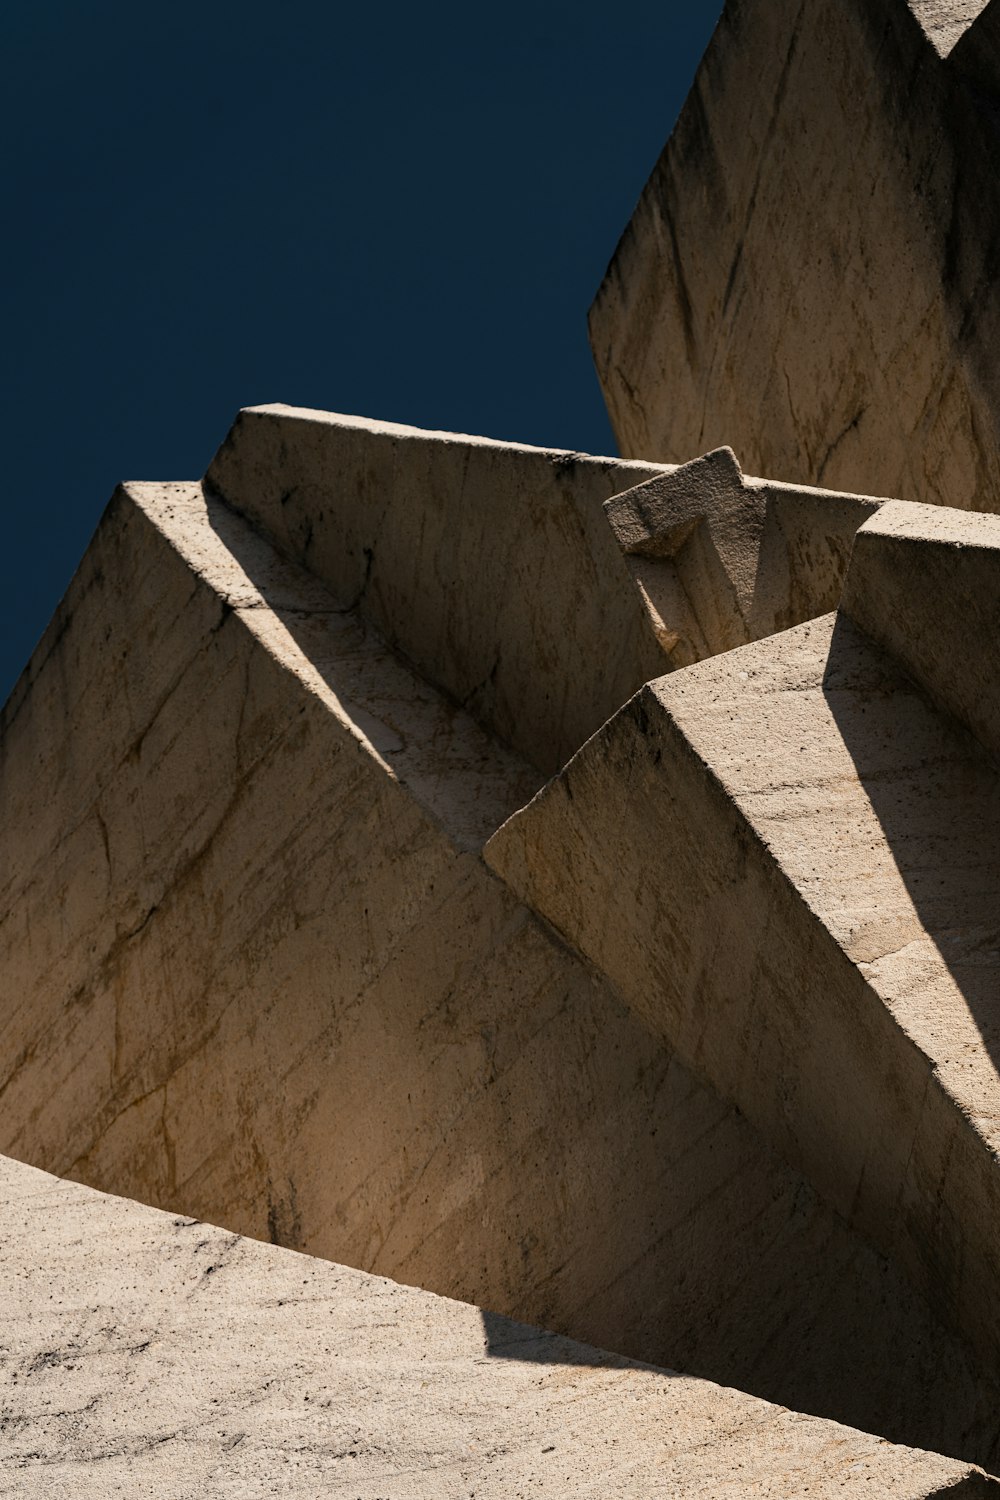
[702,444,744,479]
[908,0,992,57]
[604,445,747,560]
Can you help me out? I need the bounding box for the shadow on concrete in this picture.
[202,485,543,848]
[822,611,1000,1082]
[480,1308,635,1368]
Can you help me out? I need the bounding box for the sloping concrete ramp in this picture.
[4,1153,996,1499]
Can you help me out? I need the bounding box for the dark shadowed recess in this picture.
[824,614,1000,1086]
[1,0,722,706]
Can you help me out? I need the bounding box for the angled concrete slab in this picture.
[205,405,673,775]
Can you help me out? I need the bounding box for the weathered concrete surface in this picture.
[4,1154,998,1500]
[205,405,673,776]
[1,474,997,1461]
[604,445,883,665]
[590,0,1000,510]
[487,606,1000,1377]
[842,500,1000,760]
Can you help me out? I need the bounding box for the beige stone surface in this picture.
[205,404,672,775]
[0,466,996,1462]
[911,0,991,54]
[4,1151,997,1499]
[486,603,1000,1377]
[842,499,1000,759]
[589,0,1000,510]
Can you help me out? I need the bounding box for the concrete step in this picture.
[486,520,1000,1378]
[205,404,673,775]
[4,1151,996,1499]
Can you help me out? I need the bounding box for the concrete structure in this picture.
[590,0,1000,510]
[5,0,1000,1491]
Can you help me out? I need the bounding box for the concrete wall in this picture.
[206,406,894,700]
[590,0,1000,511]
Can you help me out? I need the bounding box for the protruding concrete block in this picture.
[842,500,1000,760]
[606,447,750,559]
[604,447,883,664]
[605,447,760,662]
[589,0,1000,510]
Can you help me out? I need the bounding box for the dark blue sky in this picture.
[3,1,721,703]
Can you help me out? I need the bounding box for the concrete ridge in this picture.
[126,479,542,851]
[240,400,670,469]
